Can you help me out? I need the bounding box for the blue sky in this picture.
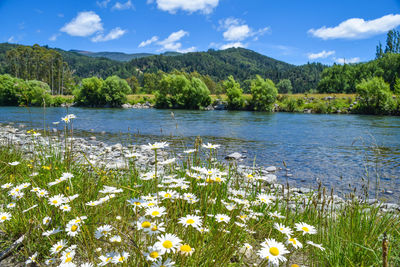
[1,0,399,65]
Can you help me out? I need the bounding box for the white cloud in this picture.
[61,11,103,37]
[335,57,360,64]
[7,36,15,43]
[49,33,61,41]
[220,42,246,50]
[308,50,335,60]
[139,36,159,47]
[113,0,134,10]
[158,30,188,50]
[91,27,127,42]
[309,14,400,40]
[96,0,111,8]
[219,18,269,42]
[150,0,219,14]
[179,46,196,53]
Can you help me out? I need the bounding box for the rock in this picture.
[265,166,277,172]
[225,152,246,160]
[303,109,312,113]
[204,105,214,111]
[214,104,226,110]
[112,143,123,151]
[262,174,277,184]
[90,136,96,141]
[385,190,394,195]
[122,103,132,109]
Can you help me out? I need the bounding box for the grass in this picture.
[0,121,399,266]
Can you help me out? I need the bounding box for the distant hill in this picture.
[69,50,182,61]
[0,43,326,93]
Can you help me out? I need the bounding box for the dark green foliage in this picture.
[74,76,131,107]
[250,75,278,111]
[224,75,244,110]
[277,79,293,94]
[155,73,211,109]
[355,77,394,115]
[0,74,51,106]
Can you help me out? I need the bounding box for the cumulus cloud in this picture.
[61,11,103,37]
[309,14,400,40]
[219,18,269,41]
[335,57,360,64]
[139,36,159,47]
[91,27,127,42]
[158,30,188,50]
[113,0,134,10]
[150,0,219,14]
[7,36,15,43]
[308,50,335,60]
[220,42,246,50]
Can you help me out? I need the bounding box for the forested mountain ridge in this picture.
[0,43,326,93]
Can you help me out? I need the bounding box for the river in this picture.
[1,107,399,201]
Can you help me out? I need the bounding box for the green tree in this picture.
[74,77,104,107]
[101,76,131,107]
[224,75,244,110]
[0,74,22,105]
[356,77,394,114]
[250,75,278,111]
[277,79,293,94]
[126,75,140,94]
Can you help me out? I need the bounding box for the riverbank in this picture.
[0,123,399,266]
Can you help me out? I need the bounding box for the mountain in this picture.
[0,43,326,93]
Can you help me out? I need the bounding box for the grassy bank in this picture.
[0,121,399,266]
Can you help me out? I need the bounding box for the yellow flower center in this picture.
[162,240,173,249]
[106,257,112,262]
[206,178,213,183]
[71,225,78,232]
[269,247,279,256]
[164,193,171,198]
[134,202,141,205]
[219,217,224,221]
[102,231,107,235]
[151,211,160,216]
[65,257,72,263]
[289,238,297,244]
[302,226,309,232]
[148,202,155,206]
[15,188,19,192]
[180,244,192,252]
[280,228,283,230]
[56,245,62,251]
[141,221,151,228]
[152,225,158,231]
[118,257,124,262]
[52,200,58,204]
[150,251,159,258]
[187,219,195,224]
[1,216,6,220]
[291,265,300,267]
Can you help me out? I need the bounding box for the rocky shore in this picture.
[0,123,399,214]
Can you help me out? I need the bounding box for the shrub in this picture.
[277,79,293,94]
[74,77,104,107]
[250,75,278,111]
[101,76,131,107]
[224,75,244,110]
[355,77,394,114]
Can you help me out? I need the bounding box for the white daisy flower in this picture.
[145,206,166,218]
[178,215,202,229]
[50,239,66,254]
[155,233,182,254]
[0,212,12,222]
[95,225,113,239]
[257,238,289,265]
[295,222,317,235]
[143,245,164,262]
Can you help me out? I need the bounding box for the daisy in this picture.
[25,252,38,264]
[145,206,167,218]
[215,214,230,223]
[143,245,164,262]
[127,198,144,207]
[243,243,253,250]
[183,149,196,154]
[257,193,275,205]
[99,186,123,194]
[178,215,202,229]
[295,222,317,235]
[80,263,94,267]
[306,241,325,251]
[60,250,76,265]
[202,143,220,149]
[0,212,12,222]
[43,216,51,225]
[60,204,72,212]
[112,251,130,264]
[274,223,293,237]
[137,217,153,230]
[109,235,122,243]
[99,252,117,266]
[1,183,13,189]
[142,142,169,150]
[95,225,113,239]
[48,194,65,207]
[50,239,66,254]
[287,237,303,249]
[7,203,16,209]
[269,211,285,219]
[8,161,20,166]
[179,244,194,256]
[37,189,49,197]
[159,190,177,200]
[66,222,81,237]
[150,258,175,267]
[258,238,289,265]
[42,227,62,236]
[155,233,182,254]
[144,222,165,236]
[45,258,56,265]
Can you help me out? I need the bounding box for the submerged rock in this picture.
[225,152,246,160]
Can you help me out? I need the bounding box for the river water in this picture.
[1,107,399,201]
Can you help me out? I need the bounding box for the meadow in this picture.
[0,114,399,267]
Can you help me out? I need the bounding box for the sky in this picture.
[0,0,400,65]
